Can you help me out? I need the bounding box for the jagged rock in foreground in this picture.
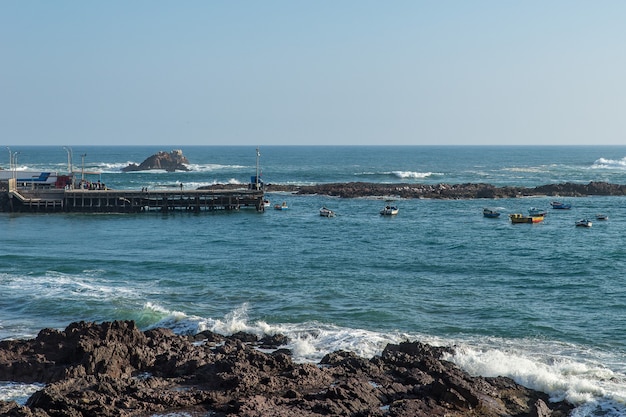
[122,149,190,172]
[0,321,573,417]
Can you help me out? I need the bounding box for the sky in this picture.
[1,1,626,146]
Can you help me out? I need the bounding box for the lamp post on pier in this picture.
[255,147,261,190]
[81,153,86,183]
[12,151,19,180]
[63,146,73,188]
[6,147,11,173]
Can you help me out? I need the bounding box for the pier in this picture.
[1,179,266,213]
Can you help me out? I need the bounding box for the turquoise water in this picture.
[1,146,626,415]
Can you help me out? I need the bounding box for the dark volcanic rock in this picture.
[0,321,574,417]
[260,181,626,199]
[122,149,190,172]
[199,180,626,199]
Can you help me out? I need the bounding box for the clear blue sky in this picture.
[2,1,625,146]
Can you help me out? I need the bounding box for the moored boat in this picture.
[509,213,544,224]
[483,208,501,218]
[596,214,608,220]
[319,207,335,217]
[274,202,288,210]
[550,201,571,209]
[380,205,399,215]
[528,207,547,217]
[575,219,592,227]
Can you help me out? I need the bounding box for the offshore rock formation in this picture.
[0,321,572,417]
[122,149,190,172]
[258,181,626,199]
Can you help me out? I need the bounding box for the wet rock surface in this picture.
[0,321,573,416]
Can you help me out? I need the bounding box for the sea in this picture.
[1,145,626,416]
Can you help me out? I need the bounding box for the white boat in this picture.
[380,205,399,216]
[528,207,547,217]
[262,199,271,208]
[596,214,608,221]
[575,219,592,227]
[274,201,288,210]
[319,207,335,217]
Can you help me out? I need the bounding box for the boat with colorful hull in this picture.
[509,213,544,224]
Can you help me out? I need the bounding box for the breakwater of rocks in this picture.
[202,181,626,199]
[0,321,572,417]
[268,181,626,199]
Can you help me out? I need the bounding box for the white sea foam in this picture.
[591,157,626,170]
[93,161,248,173]
[391,170,440,179]
[0,382,44,405]
[448,339,626,416]
[354,171,441,179]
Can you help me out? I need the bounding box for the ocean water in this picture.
[1,145,626,416]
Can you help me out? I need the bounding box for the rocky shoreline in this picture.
[202,181,626,199]
[0,321,572,416]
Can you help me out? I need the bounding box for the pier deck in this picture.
[3,182,265,213]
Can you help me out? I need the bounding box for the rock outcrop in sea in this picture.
[0,321,572,416]
[202,181,626,199]
[122,149,190,172]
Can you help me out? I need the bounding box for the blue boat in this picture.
[483,208,501,218]
[550,201,571,209]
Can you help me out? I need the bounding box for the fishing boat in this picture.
[262,199,271,208]
[509,213,544,224]
[319,207,335,217]
[483,208,501,218]
[380,205,399,216]
[596,214,608,220]
[274,202,288,210]
[550,201,571,209]
[575,219,592,227]
[528,207,547,217]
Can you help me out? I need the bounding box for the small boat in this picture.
[319,207,335,217]
[550,201,571,209]
[483,208,501,218]
[509,213,544,224]
[575,219,592,227]
[274,202,288,210]
[596,214,608,220]
[262,199,271,208]
[528,207,547,217]
[380,205,399,216]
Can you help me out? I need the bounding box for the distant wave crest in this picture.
[87,162,248,173]
[591,157,626,170]
[391,171,440,179]
[356,171,441,179]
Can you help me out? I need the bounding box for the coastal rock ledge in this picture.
[0,321,573,417]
